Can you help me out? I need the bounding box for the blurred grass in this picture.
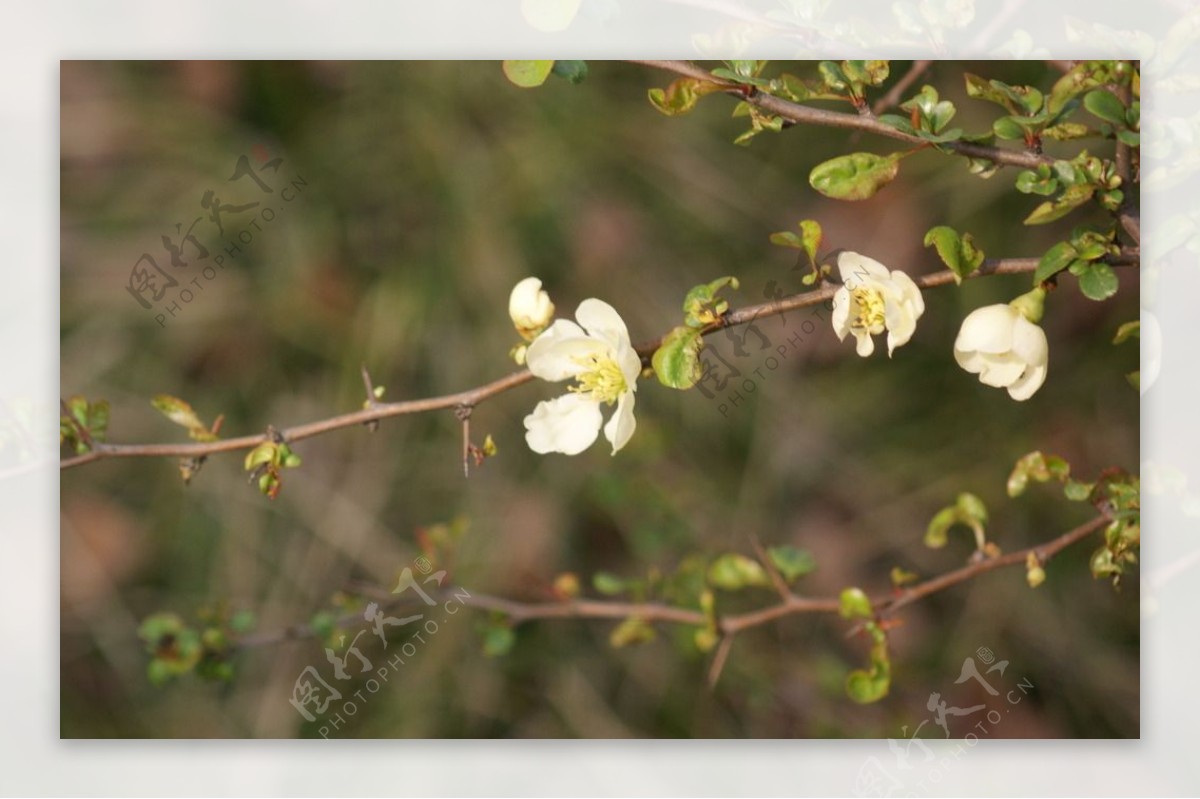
[60,61,1138,738]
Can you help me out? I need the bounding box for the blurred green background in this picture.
[60,61,1138,738]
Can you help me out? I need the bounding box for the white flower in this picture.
[831,251,925,357]
[509,277,556,341]
[523,298,641,455]
[953,296,1049,401]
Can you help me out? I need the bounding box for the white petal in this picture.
[523,393,603,455]
[977,354,1026,387]
[1010,316,1049,368]
[603,391,637,454]
[889,269,925,317]
[954,348,988,374]
[885,302,916,356]
[617,341,642,390]
[1007,364,1047,400]
[575,298,631,350]
[525,319,605,381]
[837,251,891,285]
[831,287,850,341]
[854,330,875,357]
[954,305,1016,354]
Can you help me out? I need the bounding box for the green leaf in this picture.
[1112,320,1140,345]
[708,553,770,591]
[767,546,817,583]
[244,441,278,472]
[1015,166,1057,196]
[1034,241,1079,284]
[1064,479,1094,501]
[609,616,657,648]
[770,220,822,268]
[693,627,719,653]
[956,492,988,526]
[818,61,848,91]
[648,78,722,116]
[550,60,588,84]
[683,276,739,327]
[890,566,919,587]
[1116,129,1140,147]
[964,73,1013,109]
[152,394,219,442]
[923,226,984,283]
[652,326,704,390]
[1008,451,1072,497]
[482,623,516,657]
[843,60,890,87]
[925,507,957,549]
[592,571,627,596]
[845,622,890,703]
[229,610,256,634]
[1047,60,1125,116]
[838,587,872,620]
[992,116,1027,140]
[1024,185,1096,225]
[1083,88,1127,125]
[1041,122,1092,141]
[1076,262,1119,301]
[502,60,555,88]
[809,152,901,201]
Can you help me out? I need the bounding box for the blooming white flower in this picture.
[509,277,556,341]
[831,251,925,357]
[953,290,1049,401]
[523,298,641,456]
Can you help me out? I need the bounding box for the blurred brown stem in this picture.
[237,515,1109,660]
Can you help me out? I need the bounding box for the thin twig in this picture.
[59,253,1139,472]
[630,60,1056,170]
[707,633,736,689]
[871,60,933,116]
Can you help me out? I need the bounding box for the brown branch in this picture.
[629,60,1055,170]
[235,515,1109,653]
[60,253,1140,472]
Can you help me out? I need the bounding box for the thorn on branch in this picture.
[456,404,473,478]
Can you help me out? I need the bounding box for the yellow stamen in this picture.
[569,354,627,405]
[850,286,886,334]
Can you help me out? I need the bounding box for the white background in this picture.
[5,1,1196,795]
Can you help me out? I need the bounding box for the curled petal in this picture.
[831,287,851,341]
[853,330,875,357]
[1007,363,1047,400]
[976,354,1027,387]
[603,391,637,454]
[524,393,603,455]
